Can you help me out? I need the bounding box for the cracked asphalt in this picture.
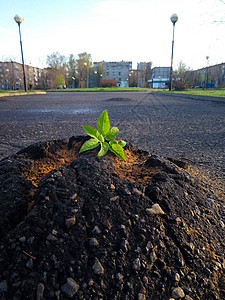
[0,91,224,179]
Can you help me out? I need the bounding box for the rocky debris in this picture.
[146,203,165,215]
[0,136,224,299]
[36,282,45,300]
[61,278,79,297]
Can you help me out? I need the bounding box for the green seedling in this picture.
[79,109,126,161]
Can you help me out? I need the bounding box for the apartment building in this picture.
[93,61,132,87]
[149,67,171,88]
[0,61,49,90]
[190,62,225,88]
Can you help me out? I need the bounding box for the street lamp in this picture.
[137,62,139,87]
[84,62,89,88]
[169,13,178,91]
[72,76,76,88]
[14,14,27,92]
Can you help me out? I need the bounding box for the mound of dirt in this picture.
[0,136,224,299]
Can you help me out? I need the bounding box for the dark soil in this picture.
[0,136,224,300]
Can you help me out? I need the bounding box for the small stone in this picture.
[143,276,148,284]
[36,283,45,300]
[88,279,94,286]
[61,278,79,298]
[186,243,195,252]
[19,236,26,243]
[119,224,126,230]
[219,220,225,228]
[65,216,76,228]
[27,237,34,244]
[52,229,58,235]
[138,293,146,300]
[133,188,143,196]
[93,226,101,234]
[110,196,119,201]
[149,250,157,263]
[146,204,165,215]
[71,193,77,200]
[204,268,211,277]
[47,233,58,241]
[121,239,129,252]
[115,273,123,281]
[92,258,104,275]
[183,287,192,294]
[175,217,182,224]
[110,184,115,190]
[89,238,99,247]
[174,273,180,282]
[133,258,141,271]
[26,258,33,269]
[172,287,185,299]
[103,219,112,230]
[121,188,131,195]
[184,296,193,300]
[0,280,8,293]
[146,241,153,252]
[55,290,61,300]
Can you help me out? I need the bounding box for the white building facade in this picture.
[93,61,132,87]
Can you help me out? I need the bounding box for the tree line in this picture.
[46,52,95,89]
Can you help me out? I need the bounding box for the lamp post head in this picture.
[170,14,178,24]
[14,14,23,24]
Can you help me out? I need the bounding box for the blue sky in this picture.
[0,0,224,70]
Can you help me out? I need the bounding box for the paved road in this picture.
[0,91,224,179]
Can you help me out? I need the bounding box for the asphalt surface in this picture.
[0,91,224,179]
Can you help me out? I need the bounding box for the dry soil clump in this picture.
[0,136,224,299]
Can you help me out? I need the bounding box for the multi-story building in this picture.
[0,61,49,90]
[148,67,170,88]
[190,62,225,88]
[93,61,132,87]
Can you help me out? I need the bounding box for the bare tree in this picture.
[174,61,192,90]
[46,52,67,88]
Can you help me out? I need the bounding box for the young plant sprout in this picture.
[79,109,126,161]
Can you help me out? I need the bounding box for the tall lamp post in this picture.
[169,13,178,91]
[14,14,27,92]
[84,62,89,88]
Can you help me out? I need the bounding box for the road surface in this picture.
[0,91,224,179]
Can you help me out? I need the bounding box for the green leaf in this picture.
[109,139,117,146]
[79,138,99,153]
[82,125,104,142]
[118,140,126,147]
[97,110,110,135]
[97,142,109,157]
[110,144,126,161]
[105,127,119,141]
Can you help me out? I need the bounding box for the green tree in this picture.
[77,52,92,88]
[96,62,104,87]
[66,54,77,88]
[55,75,65,88]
